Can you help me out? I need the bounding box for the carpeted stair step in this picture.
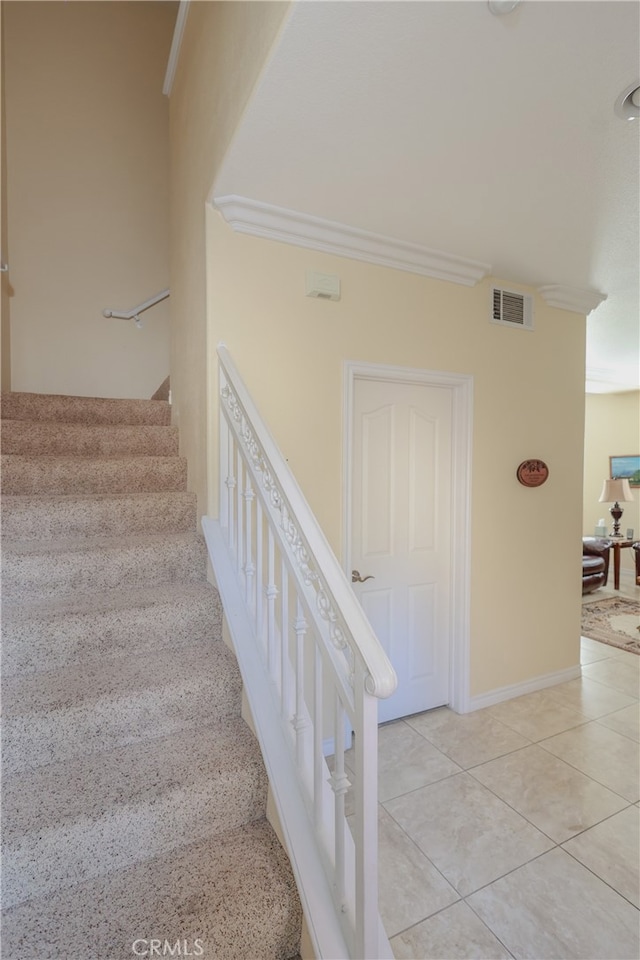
[2,720,268,908]
[2,641,242,773]
[1,453,187,495]
[0,389,303,957]
[1,819,302,960]
[1,582,222,677]
[1,391,171,426]
[1,491,197,541]
[2,531,207,602]
[1,420,179,457]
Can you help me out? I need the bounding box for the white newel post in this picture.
[355,664,381,959]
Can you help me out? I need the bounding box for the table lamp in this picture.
[598,478,634,537]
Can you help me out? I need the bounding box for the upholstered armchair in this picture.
[582,537,611,595]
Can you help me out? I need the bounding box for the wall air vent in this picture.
[491,287,534,330]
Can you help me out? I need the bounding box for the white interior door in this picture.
[351,376,452,723]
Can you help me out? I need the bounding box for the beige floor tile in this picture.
[486,689,587,741]
[390,900,513,960]
[470,744,627,843]
[599,644,640,662]
[468,847,640,960]
[376,806,459,937]
[616,650,640,671]
[544,675,637,718]
[581,658,640,699]
[540,722,640,802]
[597,702,640,742]
[580,636,619,664]
[384,773,553,896]
[405,706,530,769]
[563,805,640,908]
[583,582,640,603]
[376,720,461,802]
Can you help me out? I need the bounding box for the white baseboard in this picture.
[465,663,582,713]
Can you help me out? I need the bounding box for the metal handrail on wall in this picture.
[102,289,169,328]
[201,344,397,960]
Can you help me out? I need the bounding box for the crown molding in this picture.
[213,195,491,287]
[163,1,190,97]
[538,284,606,315]
[585,367,640,394]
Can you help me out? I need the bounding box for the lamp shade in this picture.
[599,478,634,503]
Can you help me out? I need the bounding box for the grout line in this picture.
[560,837,640,911]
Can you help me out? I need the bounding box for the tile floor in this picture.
[358,580,640,959]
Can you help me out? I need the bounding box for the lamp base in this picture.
[610,501,623,537]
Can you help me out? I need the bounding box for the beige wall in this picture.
[170,0,587,702]
[4,1,175,399]
[584,391,640,577]
[169,0,290,514]
[1,1,10,390]
[206,212,587,700]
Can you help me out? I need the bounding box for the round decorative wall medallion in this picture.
[516,459,549,487]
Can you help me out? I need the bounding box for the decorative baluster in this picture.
[280,556,289,718]
[266,528,278,682]
[329,691,350,914]
[236,448,244,575]
[255,500,264,650]
[225,430,236,551]
[243,477,255,607]
[219,406,228,531]
[313,644,324,830]
[292,599,309,769]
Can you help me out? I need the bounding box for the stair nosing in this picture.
[1,579,217,620]
[3,718,265,841]
[1,452,186,463]
[3,528,205,556]
[2,639,236,717]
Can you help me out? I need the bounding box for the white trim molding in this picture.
[538,284,606,315]
[213,195,491,287]
[342,361,473,715]
[585,367,640,394]
[163,1,190,97]
[467,663,582,713]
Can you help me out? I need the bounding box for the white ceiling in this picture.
[212,0,640,393]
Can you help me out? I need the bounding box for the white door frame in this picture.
[343,361,473,714]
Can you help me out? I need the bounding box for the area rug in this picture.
[581,597,640,654]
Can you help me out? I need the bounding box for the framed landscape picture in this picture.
[610,455,640,486]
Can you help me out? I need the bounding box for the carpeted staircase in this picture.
[1,391,302,960]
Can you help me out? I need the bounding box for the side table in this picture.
[608,538,633,590]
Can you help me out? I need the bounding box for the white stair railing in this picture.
[102,289,169,328]
[202,344,397,960]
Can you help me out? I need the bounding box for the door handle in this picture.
[352,570,375,583]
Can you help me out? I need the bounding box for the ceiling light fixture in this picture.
[614,82,640,121]
[488,1,520,15]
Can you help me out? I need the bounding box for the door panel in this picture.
[362,405,393,557]
[360,588,393,652]
[408,407,436,553]
[351,377,452,722]
[408,582,436,682]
